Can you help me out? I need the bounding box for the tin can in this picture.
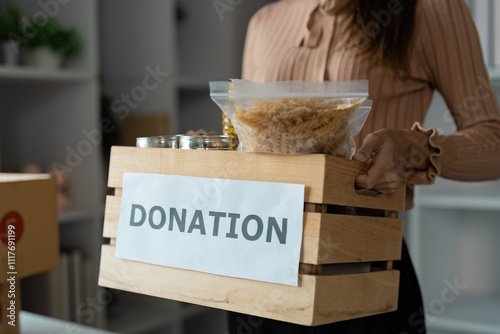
[136,135,180,148]
[178,135,232,150]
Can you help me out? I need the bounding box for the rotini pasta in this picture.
[233,98,361,156]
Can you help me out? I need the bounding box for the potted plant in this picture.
[0,4,23,66]
[23,18,83,69]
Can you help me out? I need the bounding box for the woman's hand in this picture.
[352,129,432,193]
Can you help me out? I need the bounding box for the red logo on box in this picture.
[0,211,24,245]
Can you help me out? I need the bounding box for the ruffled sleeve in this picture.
[407,122,442,185]
[414,0,500,182]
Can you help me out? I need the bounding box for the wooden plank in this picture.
[99,245,315,325]
[107,146,405,211]
[102,195,120,239]
[103,196,402,263]
[313,269,399,325]
[103,220,118,239]
[108,146,324,204]
[303,214,403,264]
[324,155,405,211]
[98,245,399,326]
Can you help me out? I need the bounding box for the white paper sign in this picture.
[115,172,305,286]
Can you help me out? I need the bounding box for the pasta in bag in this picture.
[210,79,372,158]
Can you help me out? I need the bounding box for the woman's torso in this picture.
[243,0,435,147]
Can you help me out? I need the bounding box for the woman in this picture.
[227,0,500,333]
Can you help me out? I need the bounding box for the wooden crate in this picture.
[99,146,405,326]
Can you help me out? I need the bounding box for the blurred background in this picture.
[0,0,499,333]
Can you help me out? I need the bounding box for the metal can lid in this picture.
[178,135,232,150]
[136,135,180,148]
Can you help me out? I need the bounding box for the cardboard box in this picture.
[0,174,59,281]
[99,147,405,326]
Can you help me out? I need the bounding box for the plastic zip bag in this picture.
[210,79,372,158]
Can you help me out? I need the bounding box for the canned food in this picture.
[222,111,239,150]
[178,135,232,150]
[136,135,180,148]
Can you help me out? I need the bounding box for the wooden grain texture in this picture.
[102,195,120,238]
[302,214,403,264]
[324,154,405,211]
[313,269,399,325]
[100,146,405,326]
[99,245,399,326]
[103,195,403,264]
[107,146,405,211]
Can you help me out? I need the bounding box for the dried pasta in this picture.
[233,98,360,156]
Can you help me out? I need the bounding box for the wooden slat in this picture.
[324,155,405,211]
[302,214,403,264]
[107,146,405,211]
[99,245,399,326]
[102,195,120,239]
[313,269,399,325]
[104,195,403,263]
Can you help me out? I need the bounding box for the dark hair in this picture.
[350,0,418,75]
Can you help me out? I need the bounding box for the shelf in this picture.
[0,66,92,83]
[106,292,209,334]
[427,295,500,334]
[416,178,500,210]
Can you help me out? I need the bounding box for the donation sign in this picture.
[115,172,305,286]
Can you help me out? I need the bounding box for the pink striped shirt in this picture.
[242,0,500,207]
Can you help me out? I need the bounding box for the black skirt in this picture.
[227,240,426,334]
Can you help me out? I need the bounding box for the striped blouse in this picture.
[242,0,500,208]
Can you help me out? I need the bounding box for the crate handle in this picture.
[355,188,379,197]
[351,161,380,197]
